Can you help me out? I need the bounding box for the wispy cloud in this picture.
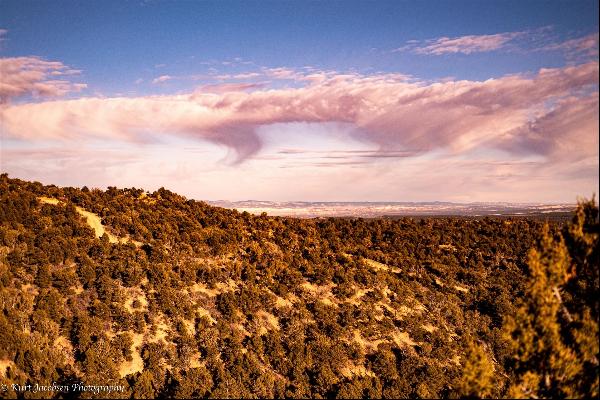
[215,72,262,80]
[396,29,598,59]
[397,31,524,55]
[0,56,86,103]
[197,82,266,93]
[151,74,173,84]
[537,32,599,61]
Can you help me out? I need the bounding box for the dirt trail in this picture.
[38,197,141,245]
[73,206,117,242]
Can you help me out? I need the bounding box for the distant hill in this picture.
[208,200,575,218]
[0,174,596,398]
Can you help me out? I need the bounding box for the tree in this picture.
[503,199,599,398]
[458,337,495,398]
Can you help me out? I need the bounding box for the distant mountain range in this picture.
[207,200,576,218]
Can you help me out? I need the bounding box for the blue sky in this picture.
[2,0,597,91]
[0,1,598,202]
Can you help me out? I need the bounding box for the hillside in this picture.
[0,174,597,399]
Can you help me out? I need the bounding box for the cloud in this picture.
[1,61,597,164]
[215,72,262,80]
[264,67,302,79]
[151,75,173,84]
[537,32,599,60]
[0,56,86,103]
[495,93,599,160]
[198,82,266,93]
[397,29,599,62]
[398,31,524,55]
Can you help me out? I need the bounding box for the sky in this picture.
[0,0,598,202]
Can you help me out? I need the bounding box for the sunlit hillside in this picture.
[0,174,597,398]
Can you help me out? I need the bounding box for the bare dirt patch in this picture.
[391,330,419,347]
[124,288,148,313]
[363,258,401,274]
[454,285,469,293]
[119,332,144,378]
[344,287,373,306]
[351,330,386,352]
[256,310,280,332]
[0,359,16,377]
[190,279,237,297]
[39,197,61,205]
[148,316,170,343]
[340,362,376,378]
[196,307,217,325]
[272,291,297,308]
[301,281,338,307]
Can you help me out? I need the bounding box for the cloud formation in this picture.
[0,56,86,103]
[1,61,598,164]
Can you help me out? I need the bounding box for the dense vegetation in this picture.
[0,174,597,398]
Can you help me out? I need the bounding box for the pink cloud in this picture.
[1,62,597,164]
[0,56,86,103]
[495,93,599,160]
